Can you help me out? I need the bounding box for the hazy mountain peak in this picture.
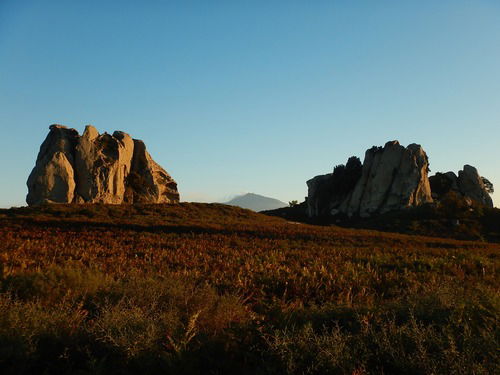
[224,193,287,212]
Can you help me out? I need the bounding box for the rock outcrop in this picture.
[346,141,433,217]
[429,165,493,208]
[27,125,79,205]
[125,140,180,204]
[27,125,179,205]
[74,126,135,204]
[307,141,433,218]
[306,156,362,217]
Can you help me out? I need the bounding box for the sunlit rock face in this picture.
[27,125,179,205]
[307,141,433,218]
[346,141,433,217]
[73,126,135,204]
[27,125,79,205]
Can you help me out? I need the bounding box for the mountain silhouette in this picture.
[224,193,287,212]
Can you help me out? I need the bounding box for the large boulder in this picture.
[458,165,493,207]
[26,125,79,205]
[430,166,493,208]
[306,141,433,218]
[27,125,179,205]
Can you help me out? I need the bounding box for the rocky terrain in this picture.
[27,125,179,205]
[306,140,493,218]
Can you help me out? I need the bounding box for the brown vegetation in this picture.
[265,196,500,243]
[0,203,498,374]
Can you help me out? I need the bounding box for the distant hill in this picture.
[224,193,287,212]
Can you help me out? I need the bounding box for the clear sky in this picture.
[1,0,499,207]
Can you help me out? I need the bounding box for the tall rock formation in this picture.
[27,125,79,205]
[27,125,179,205]
[307,141,433,218]
[457,165,493,207]
[429,165,493,208]
[306,156,362,217]
[125,140,180,204]
[74,126,135,204]
[346,141,432,217]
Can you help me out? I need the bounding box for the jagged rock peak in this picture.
[27,125,179,205]
[307,140,433,218]
[82,124,100,140]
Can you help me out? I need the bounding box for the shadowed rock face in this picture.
[458,166,493,207]
[124,139,179,204]
[306,156,362,217]
[429,166,493,208]
[307,141,433,218]
[27,125,179,205]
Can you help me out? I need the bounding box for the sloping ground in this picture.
[264,202,500,242]
[0,203,498,374]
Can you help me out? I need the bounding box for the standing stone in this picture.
[26,125,79,205]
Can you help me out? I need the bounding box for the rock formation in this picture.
[125,139,180,204]
[307,141,433,217]
[429,165,493,208]
[306,156,362,217]
[73,126,135,204]
[26,125,79,205]
[27,125,179,205]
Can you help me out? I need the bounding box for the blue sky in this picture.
[1,0,499,207]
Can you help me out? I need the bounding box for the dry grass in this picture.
[0,203,498,374]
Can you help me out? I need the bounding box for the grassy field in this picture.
[0,203,498,374]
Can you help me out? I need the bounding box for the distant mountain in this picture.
[224,193,288,212]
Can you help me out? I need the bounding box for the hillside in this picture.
[264,200,500,242]
[0,203,498,374]
[224,192,287,211]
